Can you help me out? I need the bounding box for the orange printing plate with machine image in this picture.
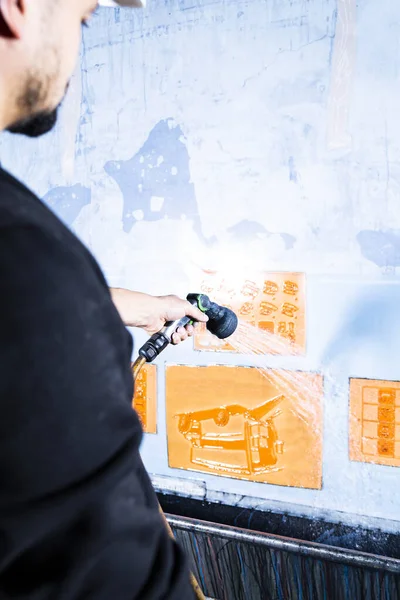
[166,365,323,490]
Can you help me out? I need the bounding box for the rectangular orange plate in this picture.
[350,378,400,466]
[166,365,323,489]
[132,363,157,434]
[194,272,306,356]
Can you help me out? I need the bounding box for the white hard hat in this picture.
[99,0,146,7]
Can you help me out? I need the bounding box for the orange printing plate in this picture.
[132,363,157,434]
[166,365,323,490]
[193,272,306,356]
[349,378,400,467]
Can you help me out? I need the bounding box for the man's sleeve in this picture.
[0,225,195,599]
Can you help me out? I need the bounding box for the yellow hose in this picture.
[131,357,205,600]
[132,356,146,381]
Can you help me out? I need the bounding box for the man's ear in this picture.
[0,0,26,39]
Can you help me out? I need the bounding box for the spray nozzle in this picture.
[187,293,238,340]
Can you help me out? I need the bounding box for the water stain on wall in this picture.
[166,365,323,489]
[350,378,400,467]
[104,118,209,243]
[43,184,91,228]
[227,219,296,250]
[326,0,357,151]
[194,272,306,355]
[357,230,400,268]
[133,363,157,434]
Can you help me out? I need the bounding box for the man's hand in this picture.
[110,289,208,344]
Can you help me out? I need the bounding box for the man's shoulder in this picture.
[0,168,107,291]
[0,167,63,231]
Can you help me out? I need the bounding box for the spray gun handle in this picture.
[138,294,205,363]
[160,294,206,342]
[137,293,237,363]
[160,314,192,342]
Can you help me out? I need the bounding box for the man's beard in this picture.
[7,107,59,138]
[6,71,67,138]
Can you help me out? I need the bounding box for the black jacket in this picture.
[0,168,194,599]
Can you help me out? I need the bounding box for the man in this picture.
[0,0,205,597]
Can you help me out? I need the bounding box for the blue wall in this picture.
[2,0,400,533]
